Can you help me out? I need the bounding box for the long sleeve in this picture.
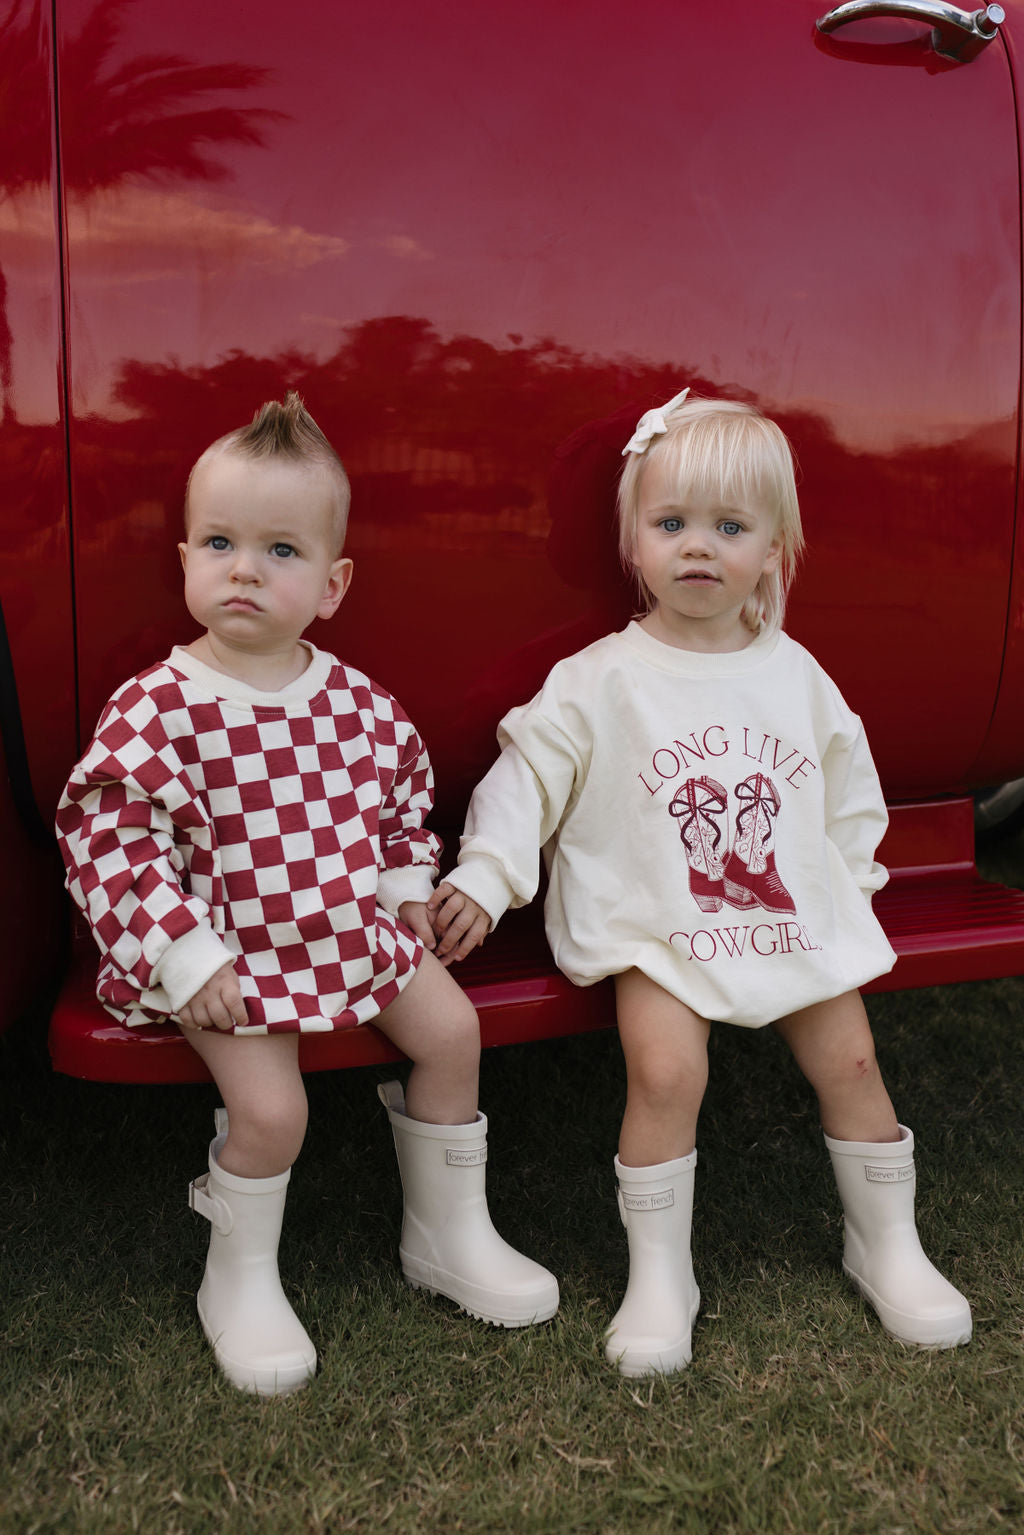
[822,713,889,896]
[444,690,586,927]
[375,714,442,914]
[56,691,232,1013]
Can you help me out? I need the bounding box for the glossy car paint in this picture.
[2,0,1023,1050]
[52,1,1024,810]
[0,0,77,1022]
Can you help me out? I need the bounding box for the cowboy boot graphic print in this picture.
[669,777,729,912]
[723,773,796,914]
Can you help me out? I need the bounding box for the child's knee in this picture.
[227,1090,308,1167]
[420,987,481,1067]
[628,1050,707,1111]
[816,1041,883,1096]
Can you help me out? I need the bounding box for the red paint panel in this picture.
[0,0,77,1028]
[55,1,1020,815]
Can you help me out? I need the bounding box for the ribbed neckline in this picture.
[617,620,782,677]
[167,642,334,709]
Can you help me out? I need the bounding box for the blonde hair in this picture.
[617,395,804,637]
[185,392,351,553]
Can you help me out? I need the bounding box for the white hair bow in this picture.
[621,387,691,456]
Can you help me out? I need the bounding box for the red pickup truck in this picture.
[2,0,1023,1079]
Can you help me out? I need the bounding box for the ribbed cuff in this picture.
[441,858,516,930]
[377,863,437,915]
[152,925,235,1013]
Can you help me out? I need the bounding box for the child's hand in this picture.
[427,882,490,966]
[178,962,247,1032]
[397,900,437,951]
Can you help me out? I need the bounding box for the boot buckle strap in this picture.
[188,1173,233,1234]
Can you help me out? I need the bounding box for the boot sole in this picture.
[843,1264,973,1349]
[604,1292,701,1377]
[402,1261,559,1328]
[198,1307,317,1395]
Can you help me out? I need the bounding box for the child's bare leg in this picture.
[373,949,480,1125]
[775,989,970,1348]
[181,1028,314,1394]
[771,990,899,1142]
[615,969,710,1166]
[606,969,705,1376]
[374,949,558,1326]
[185,1029,307,1177]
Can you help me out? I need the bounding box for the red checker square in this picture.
[95,909,128,949]
[238,777,274,811]
[191,701,228,737]
[288,716,316,747]
[337,922,371,962]
[332,708,361,742]
[224,866,260,900]
[326,793,362,826]
[344,755,376,788]
[293,993,328,1020]
[134,754,177,797]
[116,679,148,710]
[139,714,171,751]
[234,921,275,955]
[301,770,337,802]
[339,840,376,874]
[311,825,343,857]
[175,733,200,767]
[215,812,249,846]
[277,801,311,835]
[250,834,286,867]
[203,753,242,791]
[285,858,319,890]
[265,744,301,777]
[259,890,299,924]
[251,971,289,1000]
[318,875,359,917]
[224,723,263,755]
[315,741,345,770]
[274,938,317,969]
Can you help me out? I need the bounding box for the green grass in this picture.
[2,831,1024,1533]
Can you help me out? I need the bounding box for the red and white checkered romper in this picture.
[57,646,440,1034]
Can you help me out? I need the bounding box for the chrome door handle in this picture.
[816,1,1005,60]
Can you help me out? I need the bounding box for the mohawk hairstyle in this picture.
[185,392,351,551]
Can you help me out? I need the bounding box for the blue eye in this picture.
[660,517,683,533]
[272,543,296,558]
[208,535,230,550]
[720,521,743,536]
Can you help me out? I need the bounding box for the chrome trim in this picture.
[816,2,1005,61]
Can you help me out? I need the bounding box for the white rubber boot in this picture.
[604,1152,700,1377]
[378,1080,559,1327]
[825,1124,972,1349]
[188,1109,317,1394]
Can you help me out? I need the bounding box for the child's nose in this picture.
[229,550,260,581]
[681,526,713,555]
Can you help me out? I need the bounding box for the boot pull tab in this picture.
[377,1079,406,1114]
[188,1173,233,1235]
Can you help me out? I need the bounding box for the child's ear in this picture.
[762,538,783,576]
[178,542,188,571]
[319,557,354,619]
